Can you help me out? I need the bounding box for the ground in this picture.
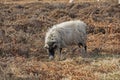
[0,0,120,80]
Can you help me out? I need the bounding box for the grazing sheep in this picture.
[44,20,87,60]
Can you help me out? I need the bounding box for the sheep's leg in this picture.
[78,43,87,52]
[58,48,63,60]
[78,43,87,57]
[78,43,83,48]
[85,45,87,52]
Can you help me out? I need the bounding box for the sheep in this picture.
[44,20,87,60]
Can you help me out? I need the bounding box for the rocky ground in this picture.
[0,0,120,80]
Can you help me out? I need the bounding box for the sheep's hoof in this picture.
[49,56,54,60]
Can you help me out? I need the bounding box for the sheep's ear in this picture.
[44,44,49,49]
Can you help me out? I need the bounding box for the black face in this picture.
[47,42,57,59]
[48,48,55,57]
[48,41,58,50]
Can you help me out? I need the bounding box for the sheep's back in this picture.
[55,21,86,47]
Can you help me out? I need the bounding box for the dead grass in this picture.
[0,54,120,80]
[0,0,120,80]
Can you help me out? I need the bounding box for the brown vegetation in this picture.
[0,0,120,80]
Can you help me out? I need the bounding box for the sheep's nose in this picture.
[49,55,54,60]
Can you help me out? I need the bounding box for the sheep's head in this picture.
[44,33,58,60]
[44,32,58,49]
[44,41,58,60]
